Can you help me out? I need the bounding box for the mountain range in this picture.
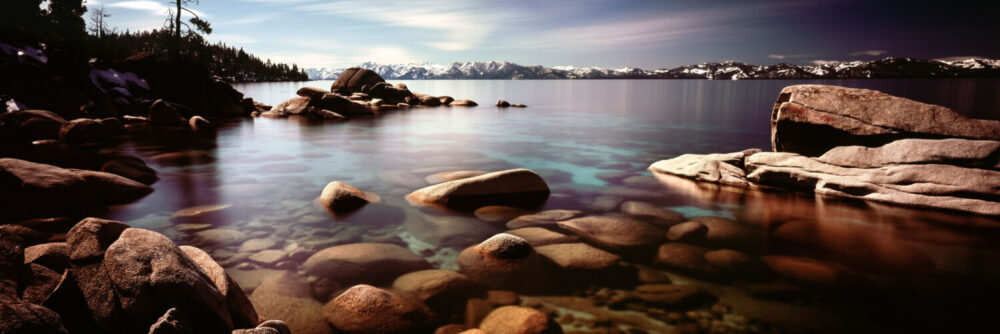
[304,57,1000,80]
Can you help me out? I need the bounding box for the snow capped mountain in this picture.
[305,57,1000,80]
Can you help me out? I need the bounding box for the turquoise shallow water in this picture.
[102,79,1000,333]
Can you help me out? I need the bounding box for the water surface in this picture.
[107,79,1000,333]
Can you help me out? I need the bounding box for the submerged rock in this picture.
[450,100,478,107]
[771,84,1000,156]
[403,212,501,248]
[620,201,685,228]
[302,243,431,286]
[479,306,562,334]
[505,227,578,246]
[407,169,550,211]
[392,270,486,320]
[249,273,331,334]
[556,216,665,255]
[506,210,583,229]
[322,284,430,334]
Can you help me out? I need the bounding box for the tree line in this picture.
[1,0,308,82]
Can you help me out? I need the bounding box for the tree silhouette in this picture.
[166,0,212,58]
[88,3,113,39]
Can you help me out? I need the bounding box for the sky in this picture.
[88,0,1000,69]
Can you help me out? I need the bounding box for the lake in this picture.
[106,79,1000,333]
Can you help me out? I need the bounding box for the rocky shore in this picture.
[651,84,1000,216]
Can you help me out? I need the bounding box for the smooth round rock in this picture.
[302,243,431,286]
[479,306,561,334]
[322,284,429,334]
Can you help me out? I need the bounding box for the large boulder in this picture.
[66,218,130,332]
[771,85,1000,156]
[302,243,431,286]
[0,159,153,220]
[745,151,1000,216]
[407,169,550,211]
[0,301,68,334]
[330,68,385,94]
[103,228,233,333]
[534,242,635,287]
[0,109,67,142]
[266,96,310,117]
[319,181,371,213]
[322,284,429,333]
[58,118,109,143]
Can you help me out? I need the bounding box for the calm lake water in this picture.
[106,79,1000,333]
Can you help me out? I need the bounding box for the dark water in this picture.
[105,79,1000,333]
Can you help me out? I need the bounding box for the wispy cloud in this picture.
[107,1,208,18]
[769,53,814,60]
[849,50,888,56]
[810,60,842,65]
[296,0,520,51]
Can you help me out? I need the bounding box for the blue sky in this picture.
[90,0,1000,69]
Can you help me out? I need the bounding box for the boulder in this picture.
[23,242,69,272]
[648,150,760,188]
[302,243,431,286]
[506,210,582,229]
[688,216,761,251]
[0,159,153,220]
[59,118,108,143]
[479,306,562,334]
[817,138,1000,169]
[65,218,130,332]
[322,284,429,333]
[19,264,61,304]
[771,85,1000,156]
[331,68,385,94]
[296,87,330,100]
[620,201,685,228]
[556,216,665,254]
[98,117,126,135]
[457,234,548,292]
[534,243,633,286]
[406,169,550,211]
[450,100,478,107]
[313,93,372,117]
[496,100,511,107]
[418,94,442,106]
[392,270,486,319]
[179,246,259,329]
[149,99,185,125]
[100,156,159,185]
[319,181,372,213]
[505,227,578,246]
[746,151,1000,216]
[103,228,233,333]
[269,97,310,116]
[1,109,67,142]
[438,96,455,105]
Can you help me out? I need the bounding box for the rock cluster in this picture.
[651,84,1000,216]
[257,68,480,120]
[0,219,287,333]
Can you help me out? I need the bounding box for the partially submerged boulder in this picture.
[331,68,385,94]
[457,234,548,292]
[407,169,550,211]
[0,158,153,220]
[771,84,1000,156]
[322,284,429,334]
[648,149,760,188]
[319,181,372,213]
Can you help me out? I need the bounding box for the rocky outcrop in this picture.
[771,84,1000,156]
[0,158,152,220]
[650,85,1000,216]
[0,218,281,333]
[407,169,550,211]
[745,151,1000,215]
